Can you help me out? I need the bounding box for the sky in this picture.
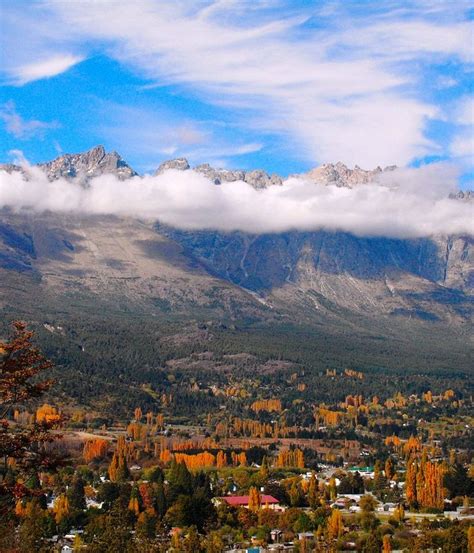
[0,0,473,185]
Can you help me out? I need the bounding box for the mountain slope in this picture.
[0,146,472,412]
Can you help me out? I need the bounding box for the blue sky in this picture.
[0,0,472,185]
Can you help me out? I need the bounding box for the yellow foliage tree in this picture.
[248,486,261,512]
[327,508,343,541]
[53,494,70,523]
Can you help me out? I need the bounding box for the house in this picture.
[86,498,103,509]
[64,529,83,540]
[381,502,397,512]
[215,495,285,511]
[297,532,314,540]
[270,529,283,543]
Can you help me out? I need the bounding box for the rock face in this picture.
[155,158,190,174]
[154,157,392,189]
[194,164,282,188]
[38,145,137,182]
[153,158,282,188]
[301,161,396,188]
[0,163,22,174]
[163,227,473,316]
[0,146,472,330]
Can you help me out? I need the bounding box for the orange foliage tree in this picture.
[83,438,109,463]
[406,453,447,510]
[250,399,282,413]
[35,404,61,424]
[275,448,304,469]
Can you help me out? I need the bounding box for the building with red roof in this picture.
[214,494,284,511]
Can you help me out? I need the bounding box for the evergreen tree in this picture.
[68,475,86,512]
[444,463,474,499]
[148,466,164,484]
[168,460,193,501]
[154,479,167,519]
[87,500,134,553]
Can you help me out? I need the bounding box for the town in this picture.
[2,324,472,552]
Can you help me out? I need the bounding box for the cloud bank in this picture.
[0,162,472,239]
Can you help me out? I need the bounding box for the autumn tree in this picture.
[406,454,447,510]
[204,531,224,553]
[385,458,395,481]
[0,322,62,515]
[327,508,343,541]
[382,534,392,553]
[275,448,304,469]
[17,497,53,552]
[393,504,405,522]
[128,485,140,516]
[83,438,109,463]
[288,479,304,507]
[307,472,320,509]
[108,437,130,482]
[468,526,474,553]
[216,450,227,469]
[248,486,261,512]
[53,494,70,523]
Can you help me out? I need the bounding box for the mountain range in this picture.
[0,146,472,410]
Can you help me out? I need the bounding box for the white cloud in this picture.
[14,54,84,85]
[449,96,474,166]
[436,76,458,89]
[334,20,473,62]
[0,101,58,139]
[453,96,474,126]
[451,134,473,159]
[0,161,472,239]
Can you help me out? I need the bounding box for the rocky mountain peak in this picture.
[153,158,282,189]
[38,145,137,182]
[303,162,395,188]
[193,164,282,189]
[155,158,190,174]
[0,163,22,175]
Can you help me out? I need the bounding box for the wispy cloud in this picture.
[93,102,263,171]
[0,101,58,139]
[39,0,471,167]
[14,54,84,85]
[1,1,472,171]
[0,3,85,85]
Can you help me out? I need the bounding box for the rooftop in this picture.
[221,495,279,506]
